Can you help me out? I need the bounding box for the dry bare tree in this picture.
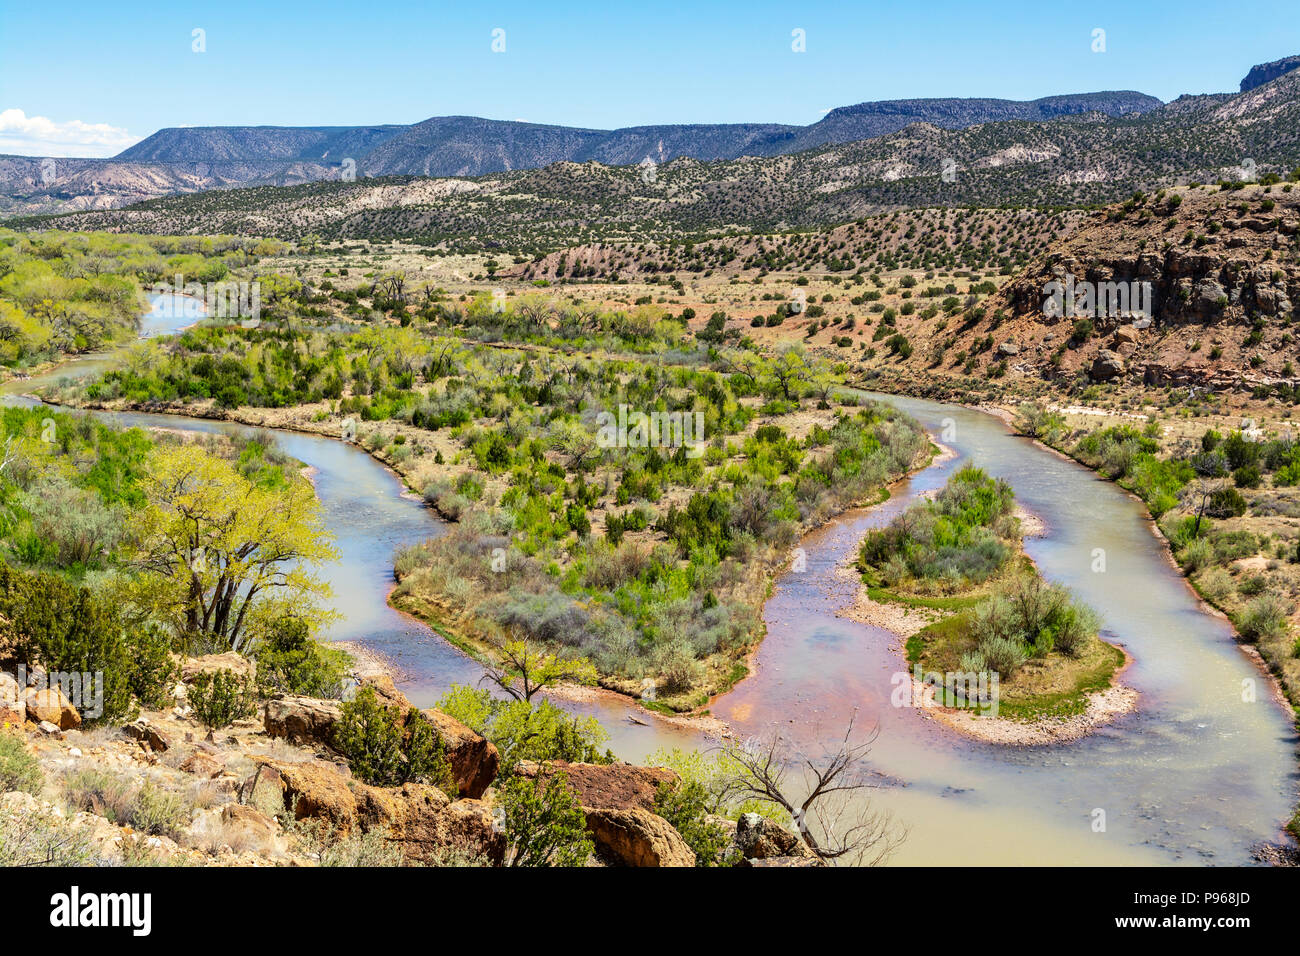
[717,711,904,865]
[1180,475,1230,536]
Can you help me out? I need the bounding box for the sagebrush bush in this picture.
[1238,594,1291,642]
[977,636,1028,676]
[128,783,191,839]
[1196,567,1235,605]
[61,769,191,840]
[1178,537,1213,573]
[0,732,42,795]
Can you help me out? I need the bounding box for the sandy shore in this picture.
[332,640,415,683]
[924,669,1138,746]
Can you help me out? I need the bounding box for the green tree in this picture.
[499,772,592,867]
[131,443,337,653]
[483,637,597,703]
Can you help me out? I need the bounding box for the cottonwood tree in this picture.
[713,348,760,389]
[766,346,812,402]
[717,712,903,865]
[481,635,597,703]
[132,443,337,653]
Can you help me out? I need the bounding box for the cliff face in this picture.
[888,185,1300,391]
[1240,55,1300,92]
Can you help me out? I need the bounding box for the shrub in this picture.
[653,780,731,866]
[128,783,191,839]
[0,563,136,723]
[292,819,406,866]
[0,732,42,794]
[1207,487,1247,518]
[499,772,593,867]
[966,576,1098,666]
[187,669,258,730]
[61,769,190,840]
[1233,465,1262,489]
[437,685,610,772]
[333,687,455,790]
[255,615,349,699]
[1014,402,1065,441]
[978,636,1028,676]
[127,623,181,710]
[0,810,99,866]
[1178,537,1213,573]
[1238,594,1291,642]
[1196,567,1235,604]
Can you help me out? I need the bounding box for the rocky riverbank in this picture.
[0,653,817,867]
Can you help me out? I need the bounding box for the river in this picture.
[3,294,1295,865]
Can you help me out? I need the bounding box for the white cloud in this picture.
[0,108,140,158]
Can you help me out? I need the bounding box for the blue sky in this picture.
[2,0,1298,156]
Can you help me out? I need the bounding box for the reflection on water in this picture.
[3,298,1294,864]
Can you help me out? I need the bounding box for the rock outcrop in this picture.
[734,812,817,861]
[263,695,342,747]
[23,686,80,730]
[243,757,358,828]
[183,652,256,682]
[419,708,498,800]
[261,688,499,800]
[241,756,502,865]
[358,784,503,865]
[514,760,690,866]
[514,760,677,811]
[0,673,25,728]
[584,807,695,867]
[940,187,1300,389]
[1240,55,1300,92]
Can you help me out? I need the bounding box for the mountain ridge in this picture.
[114,91,1164,177]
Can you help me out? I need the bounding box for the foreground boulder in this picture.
[358,784,504,865]
[515,761,691,867]
[584,807,695,867]
[260,691,499,799]
[735,812,816,861]
[263,696,342,747]
[514,760,677,811]
[0,674,25,729]
[23,686,80,730]
[242,757,502,864]
[419,709,498,799]
[242,757,358,828]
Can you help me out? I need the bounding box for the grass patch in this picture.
[912,612,1124,721]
